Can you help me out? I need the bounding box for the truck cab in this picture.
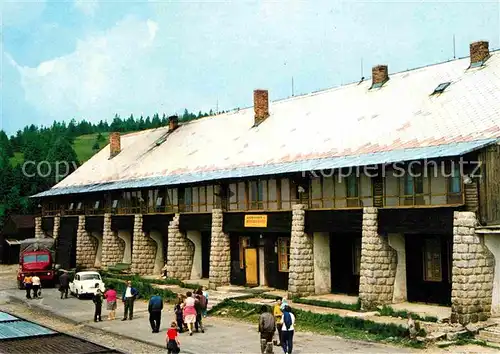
[17,238,56,289]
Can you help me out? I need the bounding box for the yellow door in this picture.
[245,248,258,287]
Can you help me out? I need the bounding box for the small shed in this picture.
[0,215,35,264]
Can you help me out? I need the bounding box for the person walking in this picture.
[201,286,209,317]
[31,274,41,299]
[92,287,104,322]
[23,274,33,299]
[280,306,295,354]
[258,305,276,354]
[166,321,181,354]
[122,281,138,320]
[182,291,197,336]
[104,284,117,320]
[174,295,185,333]
[148,294,163,333]
[59,271,70,299]
[273,299,283,346]
[194,288,206,333]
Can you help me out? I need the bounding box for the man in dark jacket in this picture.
[59,271,70,299]
[258,305,276,354]
[122,281,139,321]
[148,295,163,333]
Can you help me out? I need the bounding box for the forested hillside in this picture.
[0,109,216,228]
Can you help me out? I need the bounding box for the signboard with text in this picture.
[244,214,268,228]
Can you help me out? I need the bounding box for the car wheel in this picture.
[75,290,80,299]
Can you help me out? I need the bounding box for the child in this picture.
[92,286,104,322]
[202,286,209,317]
[166,321,181,354]
[174,295,184,333]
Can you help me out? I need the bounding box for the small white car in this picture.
[69,271,105,299]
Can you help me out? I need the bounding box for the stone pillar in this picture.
[359,207,397,310]
[53,216,60,240]
[101,214,125,268]
[209,209,230,289]
[76,215,98,269]
[166,214,194,280]
[131,214,157,275]
[35,217,44,238]
[451,211,494,324]
[288,204,315,298]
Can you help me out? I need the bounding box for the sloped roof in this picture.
[36,51,500,197]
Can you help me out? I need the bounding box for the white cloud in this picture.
[1,0,46,27]
[74,0,99,16]
[12,17,171,124]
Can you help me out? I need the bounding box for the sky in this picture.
[1,0,499,135]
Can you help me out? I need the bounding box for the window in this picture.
[239,237,250,269]
[94,201,100,209]
[36,255,49,262]
[423,238,442,282]
[278,237,290,272]
[432,82,450,95]
[448,164,462,194]
[404,174,414,195]
[76,202,82,210]
[346,174,358,198]
[352,238,362,276]
[23,255,36,263]
[80,273,101,281]
[249,180,264,209]
[68,203,74,211]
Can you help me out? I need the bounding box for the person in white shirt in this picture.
[280,305,295,354]
[31,275,41,299]
[121,281,138,320]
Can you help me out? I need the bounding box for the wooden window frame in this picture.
[352,238,362,276]
[239,236,250,269]
[278,237,290,272]
[423,237,442,282]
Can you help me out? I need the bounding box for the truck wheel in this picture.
[18,281,24,290]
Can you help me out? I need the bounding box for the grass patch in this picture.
[209,299,423,348]
[378,305,438,323]
[101,271,203,291]
[73,133,109,163]
[292,297,362,312]
[103,277,178,302]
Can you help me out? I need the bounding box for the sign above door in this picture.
[244,214,268,228]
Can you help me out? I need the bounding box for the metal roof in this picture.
[34,138,497,197]
[0,320,55,339]
[0,312,18,322]
[37,51,500,198]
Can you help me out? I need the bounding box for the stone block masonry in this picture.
[76,216,98,270]
[288,204,315,298]
[131,215,157,275]
[166,214,194,280]
[359,207,397,310]
[35,217,44,238]
[101,214,125,268]
[53,217,60,239]
[209,209,230,289]
[451,211,494,324]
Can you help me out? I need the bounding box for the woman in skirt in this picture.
[104,284,117,320]
[183,291,197,336]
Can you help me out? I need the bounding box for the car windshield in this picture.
[37,255,49,262]
[23,255,36,263]
[80,274,101,281]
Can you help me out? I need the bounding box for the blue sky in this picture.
[1,0,499,135]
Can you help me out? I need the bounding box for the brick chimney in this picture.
[109,132,121,158]
[372,65,389,87]
[470,40,489,66]
[253,89,269,126]
[168,115,179,131]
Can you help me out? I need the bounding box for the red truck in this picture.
[17,238,56,289]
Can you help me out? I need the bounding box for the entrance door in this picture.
[201,231,211,278]
[244,248,258,287]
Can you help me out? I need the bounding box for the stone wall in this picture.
[451,211,494,324]
[359,207,397,309]
[288,204,315,298]
[131,214,157,275]
[35,217,44,238]
[166,214,194,280]
[209,209,231,289]
[53,217,60,239]
[101,214,125,268]
[76,216,98,269]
